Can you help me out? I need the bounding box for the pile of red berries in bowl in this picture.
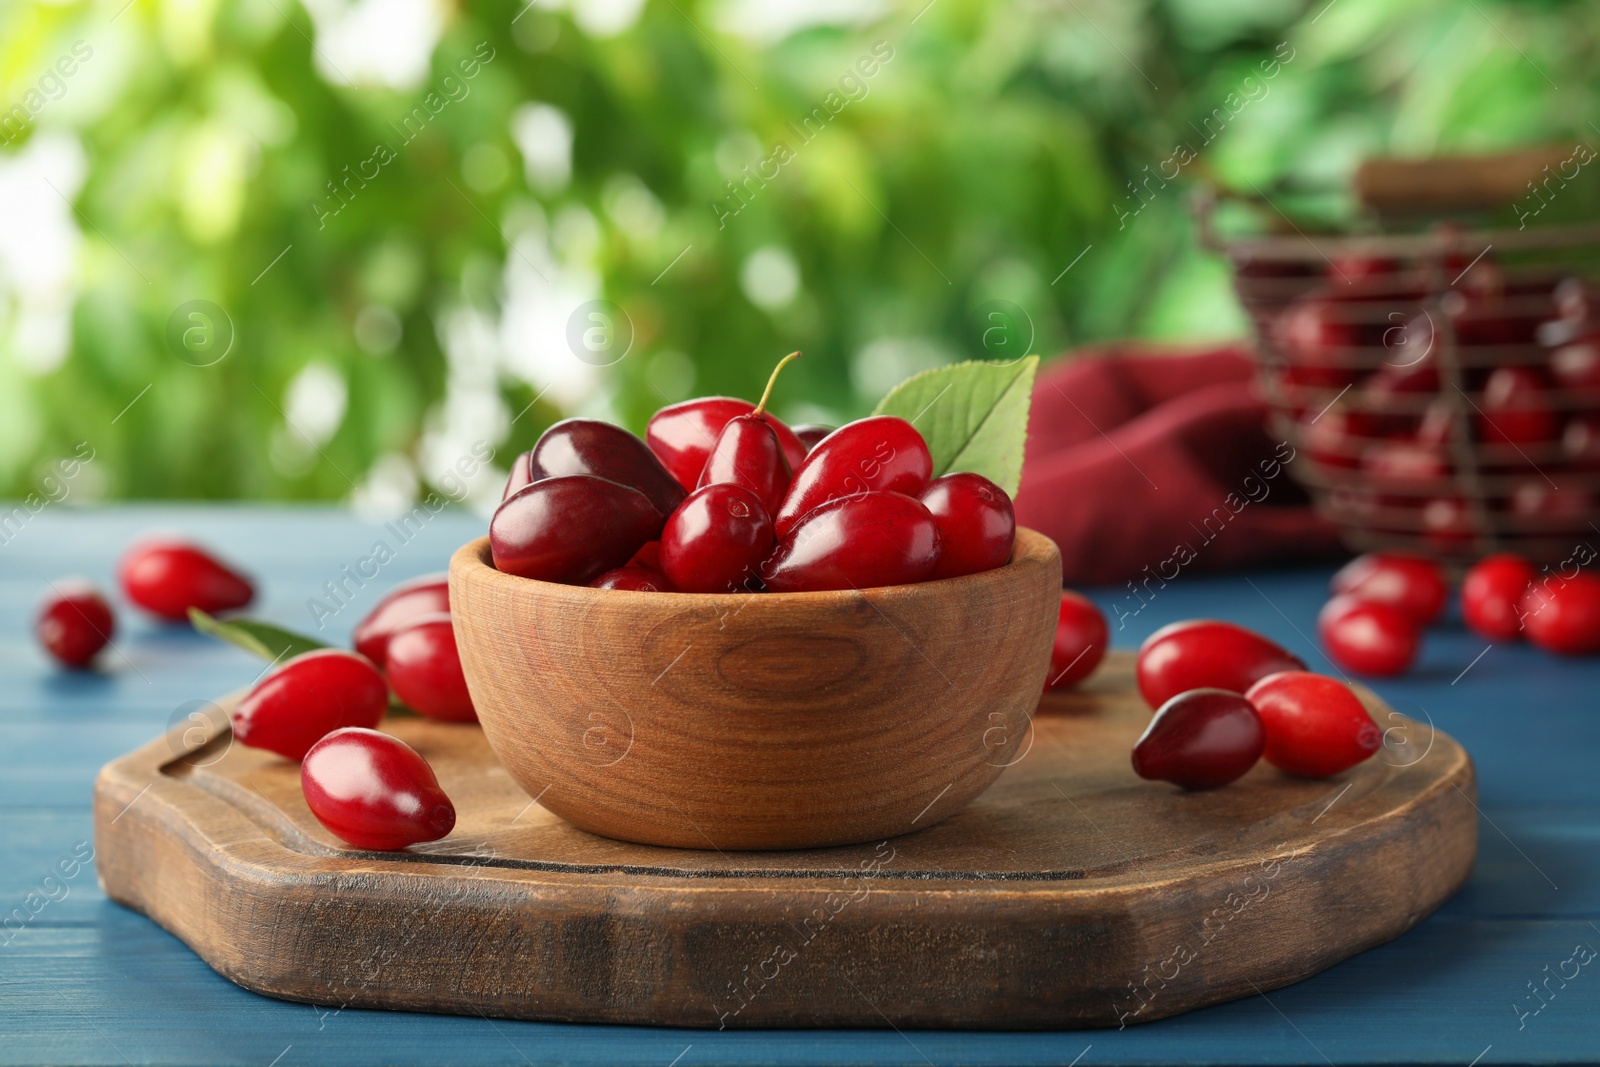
[1229,227,1600,565]
[490,353,1018,593]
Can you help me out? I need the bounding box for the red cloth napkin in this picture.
[1014,342,1346,587]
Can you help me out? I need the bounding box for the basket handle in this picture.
[1353,146,1577,215]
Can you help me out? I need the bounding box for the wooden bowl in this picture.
[448,528,1061,850]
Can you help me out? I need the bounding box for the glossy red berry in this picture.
[119,540,254,621]
[1363,361,1441,437]
[1329,552,1448,625]
[1461,553,1535,641]
[1421,496,1478,555]
[1136,620,1306,710]
[491,476,663,585]
[36,583,115,669]
[384,615,476,722]
[1272,298,1362,390]
[1477,366,1557,446]
[699,414,792,516]
[697,351,801,516]
[773,416,934,538]
[590,565,674,591]
[352,575,449,669]
[1046,591,1108,690]
[660,483,774,594]
[646,398,808,491]
[1416,400,1456,448]
[1245,671,1382,778]
[1551,341,1600,392]
[919,473,1016,580]
[525,418,686,518]
[1562,415,1600,468]
[1519,573,1600,655]
[1132,689,1265,790]
[1317,595,1420,677]
[301,728,456,850]
[231,649,389,761]
[761,491,941,593]
[1301,405,1368,470]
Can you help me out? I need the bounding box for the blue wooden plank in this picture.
[2,506,1598,1066]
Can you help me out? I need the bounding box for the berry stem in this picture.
[752,351,801,419]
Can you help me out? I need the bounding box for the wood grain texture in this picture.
[94,651,1477,1031]
[448,529,1062,849]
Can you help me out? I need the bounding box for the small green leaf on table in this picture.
[871,356,1038,496]
[188,609,329,664]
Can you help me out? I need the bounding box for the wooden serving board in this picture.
[94,652,1476,1030]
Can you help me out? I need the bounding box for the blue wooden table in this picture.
[3,506,1596,1066]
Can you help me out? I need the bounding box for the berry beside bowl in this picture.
[447,528,1061,851]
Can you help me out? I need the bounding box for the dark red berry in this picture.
[1551,341,1600,392]
[773,416,934,539]
[1416,401,1456,448]
[1301,405,1368,470]
[1562,415,1600,468]
[1519,573,1600,655]
[1477,366,1557,446]
[352,575,449,669]
[1272,298,1362,390]
[590,565,674,591]
[1132,689,1265,790]
[1317,595,1420,677]
[525,418,686,518]
[119,540,254,621]
[1421,496,1478,555]
[646,398,807,491]
[919,473,1016,580]
[1461,553,1535,641]
[660,483,773,594]
[1245,671,1382,778]
[1329,552,1447,625]
[231,649,389,761]
[1137,620,1306,710]
[384,615,476,722]
[761,491,941,593]
[490,475,663,585]
[301,728,456,850]
[37,583,115,669]
[1046,591,1107,690]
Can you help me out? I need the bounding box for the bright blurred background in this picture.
[1,0,1594,515]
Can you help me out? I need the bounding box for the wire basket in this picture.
[1197,177,1600,568]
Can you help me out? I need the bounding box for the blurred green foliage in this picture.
[0,0,1595,505]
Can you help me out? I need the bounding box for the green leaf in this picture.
[188,609,330,663]
[871,357,1038,496]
